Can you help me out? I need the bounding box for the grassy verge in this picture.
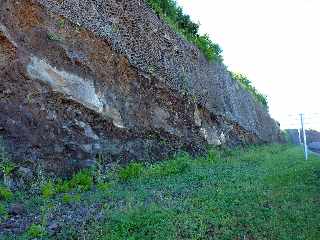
[1,144,320,239]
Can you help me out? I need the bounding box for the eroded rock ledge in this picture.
[0,0,282,175]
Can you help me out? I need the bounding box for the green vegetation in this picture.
[47,32,62,42]
[0,186,13,201]
[41,170,94,199]
[2,144,320,239]
[118,162,144,182]
[0,137,16,177]
[0,203,8,220]
[57,18,65,29]
[86,145,320,239]
[146,1,268,107]
[146,0,222,62]
[231,72,269,109]
[26,224,46,238]
[41,181,56,199]
[62,193,81,204]
[67,169,94,192]
[146,152,191,177]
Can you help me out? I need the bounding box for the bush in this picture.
[27,224,46,238]
[192,34,222,62]
[118,163,144,182]
[0,185,13,201]
[40,170,94,198]
[146,0,223,62]
[41,181,56,199]
[56,179,72,193]
[68,170,94,192]
[231,72,268,109]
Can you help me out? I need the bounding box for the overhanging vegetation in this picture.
[146,0,223,62]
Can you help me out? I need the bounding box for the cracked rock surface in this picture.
[0,0,282,175]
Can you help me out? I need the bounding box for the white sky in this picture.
[176,0,320,130]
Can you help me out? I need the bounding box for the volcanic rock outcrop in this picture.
[0,0,282,175]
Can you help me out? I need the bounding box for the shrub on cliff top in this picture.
[231,72,269,109]
[146,0,223,62]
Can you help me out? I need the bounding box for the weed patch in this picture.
[26,224,46,238]
[118,163,144,182]
[0,186,13,201]
[68,170,94,191]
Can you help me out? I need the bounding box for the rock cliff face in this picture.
[0,0,282,175]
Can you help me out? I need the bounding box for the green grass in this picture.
[2,144,320,239]
[85,145,320,239]
[118,163,144,182]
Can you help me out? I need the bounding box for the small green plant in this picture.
[0,203,8,220]
[1,162,16,176]
[0,185,13,201]
[44,170,94,195]
[111,22,119,33]
[0,137,16,176]
[41,181,56,199]
[148,65,156,75]
[27,224,46,238]
[62,193,81,204]
[55,179,71,193]
[62,194,73,204]
[47,31,62,42]
[57,18,65,28]
[118,163,144,182]
[68,170,94,191]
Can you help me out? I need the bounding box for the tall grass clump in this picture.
[146,0,223,62]
[118,163,144,182]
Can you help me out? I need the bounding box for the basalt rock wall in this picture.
[0,0,282,175]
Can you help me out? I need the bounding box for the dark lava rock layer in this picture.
[0,0,282,175]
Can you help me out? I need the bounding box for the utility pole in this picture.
[300,113,308,160]
[298,128,302,145]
